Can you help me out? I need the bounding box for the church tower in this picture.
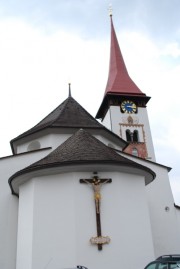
[96,15,156,161]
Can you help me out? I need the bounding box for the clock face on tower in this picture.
[121,100,137,113]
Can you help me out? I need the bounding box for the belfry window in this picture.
[126,129,139,142]
[126,129,131,142]
[133,130,139,142]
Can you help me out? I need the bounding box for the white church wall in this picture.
[0,148,51,269]
[16,170,154,269]
[16,180,34,269]
[49,133,72,151]
[94,134,123,151]
[0,158,18,269]
[106,106,120,136]
[16,133,71,154]
[16,134,51,154]
[121,153,180,256]
[101,109,111,131]
[92,171,155,269]
[146,166,180,256]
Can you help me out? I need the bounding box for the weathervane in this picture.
[108,4,113,16]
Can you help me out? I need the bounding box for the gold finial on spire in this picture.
[108,4,113,17]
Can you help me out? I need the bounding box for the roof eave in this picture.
[9,160,156,196]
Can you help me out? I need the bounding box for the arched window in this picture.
[133,130,139,142]
[132,148,138,157]
[126,129,131,142]
[27,140,41,151]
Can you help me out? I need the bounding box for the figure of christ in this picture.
[82,177,110,214]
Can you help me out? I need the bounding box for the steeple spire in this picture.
[105,16,145,96]
[96,16,150,120]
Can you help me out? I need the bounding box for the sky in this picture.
[0,0,179,204]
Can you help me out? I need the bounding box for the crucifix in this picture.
[80,174,112,250]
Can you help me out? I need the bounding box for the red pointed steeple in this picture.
[96,16,150,120]
[105,16,145,96]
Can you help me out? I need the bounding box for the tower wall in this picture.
[103,105,156,161]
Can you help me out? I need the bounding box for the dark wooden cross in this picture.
[80,175,112,250]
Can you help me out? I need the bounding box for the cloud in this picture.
[161,42,180,58]
[1,0,180,43]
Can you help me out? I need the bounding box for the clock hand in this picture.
[126,105,136,108]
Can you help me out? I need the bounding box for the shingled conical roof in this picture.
[11,95,128,153]
[28,128,134,166]
[12,96,101,140]
[9,129,155,195]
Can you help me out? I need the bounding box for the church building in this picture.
[0,15,180,269]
